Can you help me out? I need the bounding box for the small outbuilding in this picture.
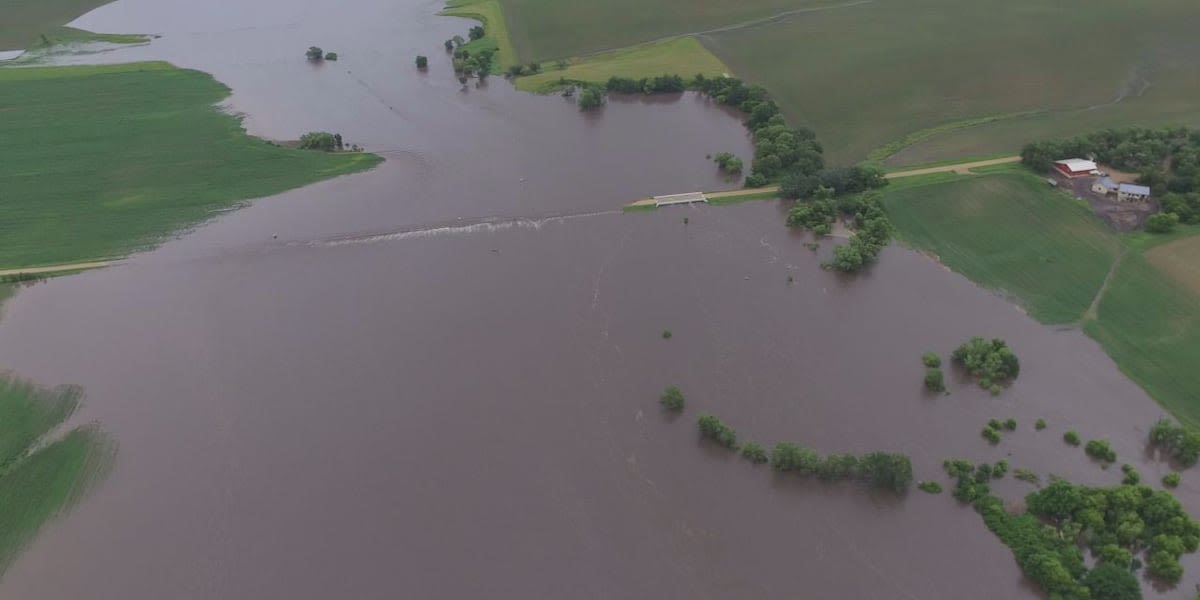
[1054,158,1098,178]
[1091,177,1118,195]
[1117,183,1151,202]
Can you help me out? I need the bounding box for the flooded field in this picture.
[1,0,1198,598]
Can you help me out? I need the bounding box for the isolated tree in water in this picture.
[306,46,324,61]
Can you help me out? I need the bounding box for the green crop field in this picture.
[884,170,1200,423]
[883,172,1121,324]
[490,0,1200,164]
[0,378,112,571]
[0,62,381,269]
[494,0,828,62]
[0,0,121,50]
[1085,255,1200,425]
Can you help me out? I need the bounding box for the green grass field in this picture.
[0,378,113,571]
[0,62,381,268]
[885,170,1200,423]
[883,173,1121,324]
[0,0,120,50]
[515,37,729,93]
[1085,255,1200,425]
[441,0,518,69]
[489,0,1200,164]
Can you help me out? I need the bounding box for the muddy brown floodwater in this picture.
[2,0,1199,598]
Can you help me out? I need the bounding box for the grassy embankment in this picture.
[0,0,147,51]
[515,37,729,93]
[491,0,1200,165]
[884,170,1200,424]
[0,62,381,269]
[0,372,113,572]
[440,0,518,71]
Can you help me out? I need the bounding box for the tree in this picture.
[1064,430,1081,446]
[578,86,605,110]
[741,442,768,464]
[468,25,485,40]
[922,351,941,368]
[527,62,542,74]
[771,442,818,473]
[660,386,685,410]
[1146,212,1179,234]
[298,131,338,151]
[506,64,525,77]
[1084,563,1142,600]
[713,152,743,173]
[324,52,338,61]
[444,39,454,51]
[697,414,737,448]
[1036,419,1047,431]
[415,55,428,69]
[924,368,945,392]
[306,46,324,61]
[1164,472,1181,488]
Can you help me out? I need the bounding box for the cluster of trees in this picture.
[823,195,893,273]
[784,195,837,235]
[577,86,604,110]
[951,337,1020,393]
[298,131,344,152]
[468,25,485,41]
[691,75,824,187]
[1149,417,1200,466]
[772,443,913,492]
[780,165,887,200]
[1160,191,1200,225]
[605,75,686,95]
[1120,464,1141,486]
[1025,479,1200,584]
[1021,127,1200,195]
[505,62,543,77]
[711,152,743,173]
[944,462,1185,599]
[1085,439,1117,463]
[697,414,738,448]
[1145,212,1180,234]
[452,47,495,78]
[981,418,1017,444]
[918,480,943,493]
[922,352,945,391]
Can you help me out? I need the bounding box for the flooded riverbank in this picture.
[1,0,1197,598]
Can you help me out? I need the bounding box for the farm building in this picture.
[1117,183,1151,202]
[1092,177,1118,195]
[1054,158,1099,178]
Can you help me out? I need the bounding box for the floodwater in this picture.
[1,0,1198,598]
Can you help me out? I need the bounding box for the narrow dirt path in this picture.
[884,156,1021,178]
[1081,248,1127,323]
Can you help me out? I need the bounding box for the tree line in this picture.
[691,411,911,493]
[1022,127,1200,194]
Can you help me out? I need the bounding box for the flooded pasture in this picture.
[1,0,1198,598]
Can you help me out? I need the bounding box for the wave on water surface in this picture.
[306,209,623,247]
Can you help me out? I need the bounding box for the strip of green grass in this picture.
[1085,254,1200,425]
[0,62,381,268]
[0,377,113,571]
[514,37,728,93]
[883,172,1121,324]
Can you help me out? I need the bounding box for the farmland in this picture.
[515,37,729,93]
[0,62,380,269]
[0,377,112,572]
[0,0,120,50]
[883,171,1121,324]
[492,0,1200,164]
[885,169,1200,424]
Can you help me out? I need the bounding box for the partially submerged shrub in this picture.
[659,386,685,410]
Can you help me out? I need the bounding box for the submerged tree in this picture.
[306,46,324,61]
